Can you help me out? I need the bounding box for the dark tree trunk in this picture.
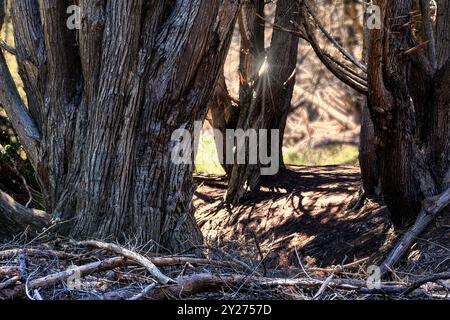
[359,101,378,195]
[0,1,239,252]
[225,0,301,204]
[367,0,449,226]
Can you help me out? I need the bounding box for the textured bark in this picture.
[367,0,450,225]
[2,0,240,252]
[225,0,300,204]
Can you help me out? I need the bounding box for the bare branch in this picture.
[78,240,175,285]
[302,13,368,95]
[304,1,367,74]
[419,0,437,69]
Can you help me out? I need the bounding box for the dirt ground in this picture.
[194,166,450,277]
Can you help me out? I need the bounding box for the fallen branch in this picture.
[125,273,427,300]
[0,276,20,290]
[0,248,77,260]
[0,266,19,277]
[29,256,126,291]
[381,188,450,275]
[403,272,450,295]
[78,240,175,284]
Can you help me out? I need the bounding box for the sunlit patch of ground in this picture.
[194,166,392,270]
[194,134,360,175]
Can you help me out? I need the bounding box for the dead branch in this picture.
[0,275,20,290]
[28,257,126,291]
[303,1,367,73]
[381,188,450,275]
[0,248,78,260]
[404,272,450,295]
[301,9,368,95]
[126,273,426,300]
[78,240,175,284]
[0,266,19,277]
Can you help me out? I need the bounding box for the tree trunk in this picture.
[358,0,378,195]
[1,1,239,252]
[367,0,449,225]
[206,72,238,176]
[225,0,300,204]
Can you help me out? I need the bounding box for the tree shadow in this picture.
[195,166,391,269]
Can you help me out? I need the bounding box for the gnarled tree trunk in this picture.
[367,0,449,225]
[0,0,239,252]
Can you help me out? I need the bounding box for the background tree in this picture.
[0,0,240,252]
[208,0,301,204]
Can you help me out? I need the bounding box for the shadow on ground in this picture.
[194,166,393,270]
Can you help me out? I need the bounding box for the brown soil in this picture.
[194,166,393,270]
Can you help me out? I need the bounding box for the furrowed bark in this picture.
[5,0,240,252]
[436,0,450,69]
[367,0,448,225]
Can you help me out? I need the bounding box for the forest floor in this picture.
[0,166,448,300]
[194,166,450,282]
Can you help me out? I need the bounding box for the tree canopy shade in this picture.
[0,0,240,252]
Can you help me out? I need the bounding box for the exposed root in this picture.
[0,189,50,239]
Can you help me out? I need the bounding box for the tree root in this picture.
[0,189,50,239]
[345,187,367,213]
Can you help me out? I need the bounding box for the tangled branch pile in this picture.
[0,239,448,300]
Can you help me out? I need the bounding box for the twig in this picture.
[0,248,77,260]
[313,274,334,300]
[0,39,16,55]
[403,272,450,295]
[78,240,175,284]
[29,257,126,291]
[251,231,267,277]
[128,283,157,301]
[308,257,370,275]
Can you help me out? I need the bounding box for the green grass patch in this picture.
[194,134,360,175]
[284,143,359,166]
